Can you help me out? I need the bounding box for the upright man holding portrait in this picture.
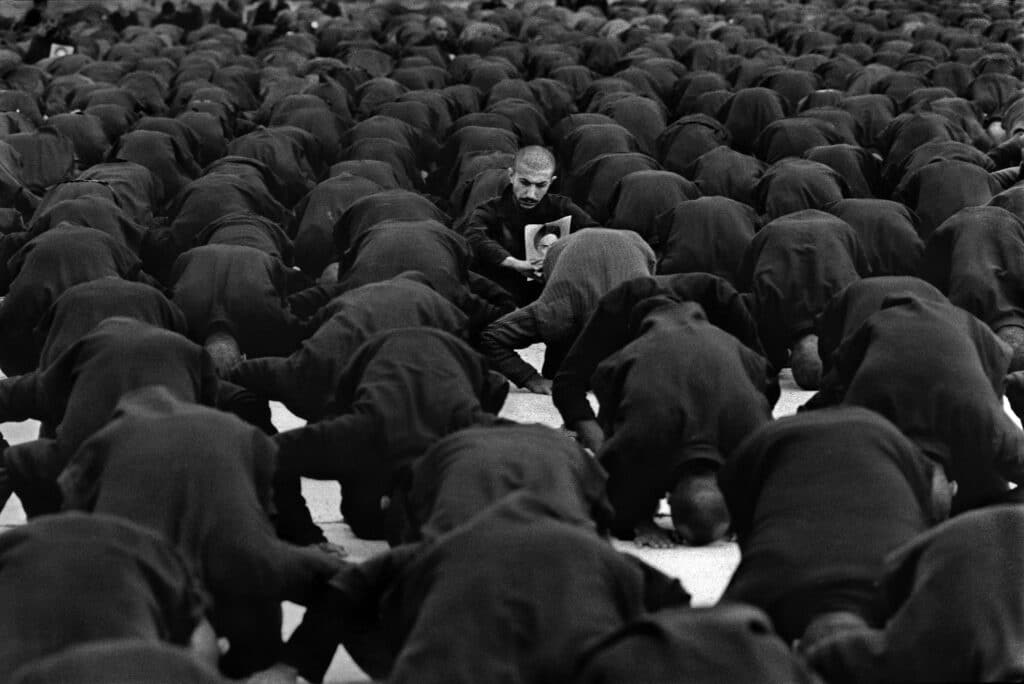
[459,146,597,305]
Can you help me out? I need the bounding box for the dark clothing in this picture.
[10,641,225,684]
[11,640,224,684]
[334,189,449,259]
[720,407,938,642]
[815,277,946,377]
[458,185,597,304]
[480,229,655,387]
[111,130,202,207]
[655,115,729,176]
[718,87,788,156]
[825,199,924,277]
[170,245,302,357]
[0,226,146,375]
[282,492,690,683]
[816,296,1024,511]
[230,275,468,421]
[594,302,772,535]
[3,128,75,193]
[893,159,1000,240]
[656,196,758,285]
[606,170,702,246]
[293,174,383,277]
[151,158,289,282]
[43,111,111,168]
[36,278,188,369]
[559,123,639,170]
[567,152,662,224]
[576,604,823,684]
[402,422,610,541]
[755,159,850,221]
[736,210,868,371]
[808,506,1024,683]
[920,205,1024,331]
[272,328,508,539]
[59,387,343,677]
[26,196,145,254]
[194,211,294,265]
[554,273,769,427]
[805,144,881,199]
[688,145,766,208]
[336,218,505,329]
[75,162,160,225]
[226,127,317,207]
[754,117,846,165]
[0,513,206,677]
[0,318,218,490]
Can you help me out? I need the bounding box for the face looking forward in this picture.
[509,161,556,210]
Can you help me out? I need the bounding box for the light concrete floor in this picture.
[3,344,1013,681]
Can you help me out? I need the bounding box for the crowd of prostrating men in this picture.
[3,0,1024,680]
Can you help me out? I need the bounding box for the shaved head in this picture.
[513,146,556,174]
[509,146,557,208]
[205,331,242,377]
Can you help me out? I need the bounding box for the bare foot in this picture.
[633,521,679,549]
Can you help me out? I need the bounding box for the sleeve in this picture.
[286,282,347,319]
[478,307,545,387]
[458,201,513,267]
[0,356,74,424]
[553,281,652,426]
[456,287,513,339]
[282,547,418,683]
[216,380,277,435]
[989,166,1020,190]
[273,411,380,481]
[228,356,291,402]
[467,270,516,313]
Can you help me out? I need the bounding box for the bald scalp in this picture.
[513,146,556,174]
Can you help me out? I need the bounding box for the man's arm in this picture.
[0,372,50,423]
[478,308,549,392]
[552,279,658,427]
[286,281,347,319]
[273,412,379,481]
[458,200,515,267]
